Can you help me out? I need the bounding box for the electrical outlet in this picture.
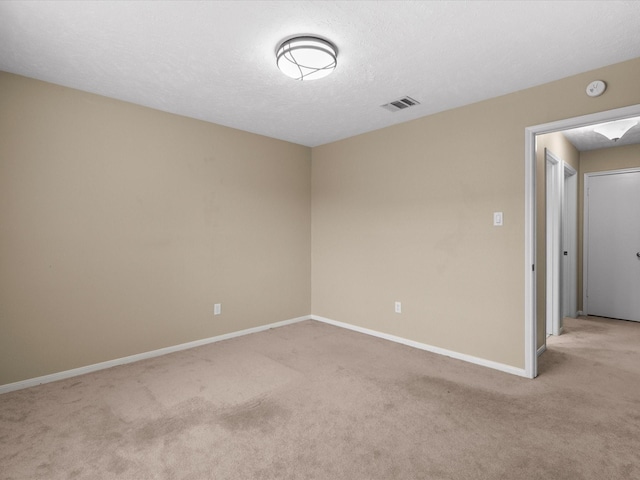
[214,303,221,315]
[395,301,402,314]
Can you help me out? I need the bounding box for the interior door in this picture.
[585,169,640,322]
[545,150,562,336]
[562,164,577,319]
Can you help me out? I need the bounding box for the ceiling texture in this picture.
[1,1,640,147]
[562,116,640,151]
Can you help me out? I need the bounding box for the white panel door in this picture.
[585,169,640,322]
[562,165,577,319]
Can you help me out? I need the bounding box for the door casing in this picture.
[562,163,578,320]
[544,150,577,339]
[545,149,563,337]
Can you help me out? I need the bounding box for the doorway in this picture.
[524,103,640,378]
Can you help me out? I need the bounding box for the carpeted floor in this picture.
[1,316,639,479]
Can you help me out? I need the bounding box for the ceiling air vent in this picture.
[381,96,421,113]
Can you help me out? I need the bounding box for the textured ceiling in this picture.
[1,1,640,147]
[562,116,640,152]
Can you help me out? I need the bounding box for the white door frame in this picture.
[544,151,576,338]
[545,149,563,337]
[523,103,640,379]
[562,163,578,320]
[583,167,640,317]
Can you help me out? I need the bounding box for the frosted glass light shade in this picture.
[593,119,638,141]
[276,36,337,81]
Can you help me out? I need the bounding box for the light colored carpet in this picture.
[1,316,639,479]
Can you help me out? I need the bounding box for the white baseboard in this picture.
[311,315,529,378]
[2,313,531,394]
[0,315,311,395]
[537,344,547,357]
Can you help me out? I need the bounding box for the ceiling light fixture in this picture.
[276,36,337,81]
[593,118,638,141]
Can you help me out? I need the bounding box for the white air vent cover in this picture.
[381,96,421,112]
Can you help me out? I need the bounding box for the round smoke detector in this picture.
[586,80,606,97]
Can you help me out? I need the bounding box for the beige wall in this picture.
[312,57,640,369]
[577,143,640,313]
[580,143,640,175]
[0,72,312,385]
[534,132,579,349]
[2,57,640,386]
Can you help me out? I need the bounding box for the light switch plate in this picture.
[493,212,503,226]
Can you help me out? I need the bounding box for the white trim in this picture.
[524,126,537,379]
[562,163,578,320]
[524,103,640,380]
[584,167,640,177]
[537,344,547,357]
[0,315,311,395]
[545,149,563,338]
[311,315,529,378]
